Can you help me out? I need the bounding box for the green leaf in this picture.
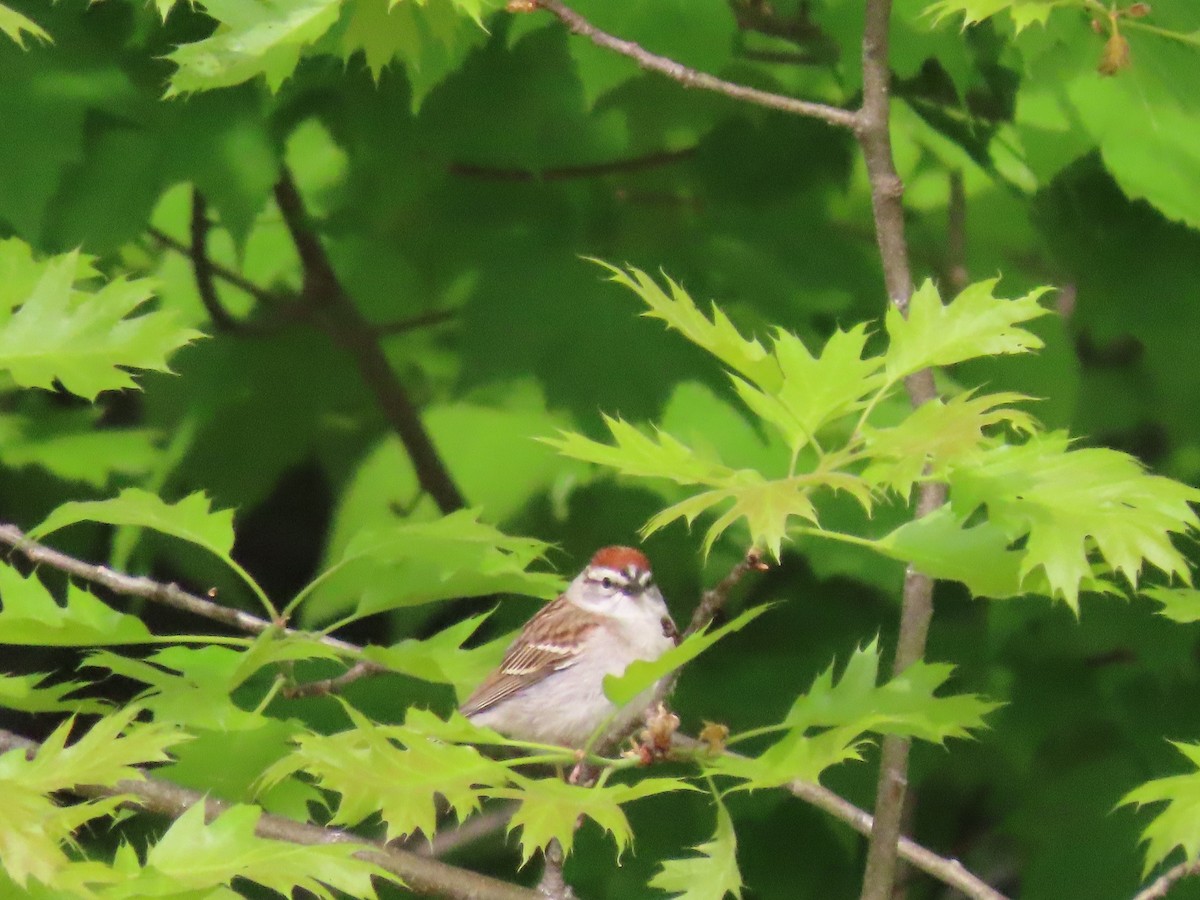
[884,278,1051,380]
[1121,742,1200,875]
[0,246,202,400]
[296,509,561,624]
[84,647,270,732]
[30,489,271,612]
[604,605,771,706]
[649,802,743,900]
[112,802,387,899]
[492,774,696,864]
[591,261,781,391]
[712,641,997,789]
[0,672,105,715]
[362,610,510,702]
[165,0,342,95]
[1145,587,1200,624]
[0,4,49,47]
[545,415,740,487]
[862,391,1039,498]
[760,325,885,446]
[948,433,1200,608]
[923,0,1063,31]
[0,562,154,646]
[340,0,496,110]
[0,409,161,487]
[264,705,513,842]
[873,504,1026,599]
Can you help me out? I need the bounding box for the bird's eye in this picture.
[601,577,614,590]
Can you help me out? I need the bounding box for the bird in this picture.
[461,546,680,749]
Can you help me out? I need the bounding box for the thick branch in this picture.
[532,0,858,131]
[273,168,466,514]
[853,0,946,896]
[0,728,539,900]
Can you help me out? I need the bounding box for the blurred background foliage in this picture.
[1,0,1199,896]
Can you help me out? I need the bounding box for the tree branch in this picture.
[0,522,374,665]
[188,189,243,332]
[449,146,696,182]
[147,227,290,309]
[537,838,576,900]
[1133,860,1200,900]
[532,0,859,131]
[853,0,947,897]
[671,736,1006,900]
[682,549,766,640]
[0,728,540,900]
[272,168,466,514]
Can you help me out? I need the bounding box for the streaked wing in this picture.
[460,597,600,717]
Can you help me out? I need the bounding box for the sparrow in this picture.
[462,546,680,748]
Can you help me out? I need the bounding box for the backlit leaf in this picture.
[648,802,743,900]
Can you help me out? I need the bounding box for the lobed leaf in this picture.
[31,489,271,612]
[0,244,201,400]
[923,0,1066,32]
[1145,587,1200,624]
[1121,742,1200,875]
[0,562,154,646]
[648,802,743,900]
[0,672,106,715]
[493,774,696,864]
[884,278,1051,380]
[0,4,49,47]
[948,433,1200,608]
[295,509,561,623]
[590,261,780,391]
[710,641,997,789]
[263,705,512,842]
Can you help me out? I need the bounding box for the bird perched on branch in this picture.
[462,546,679,748]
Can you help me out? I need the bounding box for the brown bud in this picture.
[699,721,730,754]
[1098,30,1132,75]
[1090,17,1104,33]
[1127,3,1150,17]
[506,0,537,12]
[641,702,680,754]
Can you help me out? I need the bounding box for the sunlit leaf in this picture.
[884,278,1051,380]
[0,562,154,646]
[1121,741,1200,875]
[0,672,105,715]
[0,4,50,47]
[0,244,201,400]
[648,802,743,900]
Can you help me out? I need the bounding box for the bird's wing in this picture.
[460,597,601,717]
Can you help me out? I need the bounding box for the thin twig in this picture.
[853,0,947,895]
[1133,860,1200,900]
[147,227,290,308]
[533,0,858,131]
[672,736,1006,900]
[188,189,241,332]
[374,309,458,335]
[0,522,370,662]
[682,549,766,639]
[0,728,540,900]
[282,661,378,699]
[449,146,696,182]
[273,168,467,514]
